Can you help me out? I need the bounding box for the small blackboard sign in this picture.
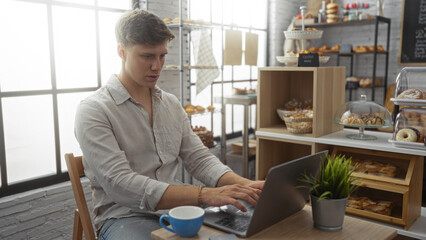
[399,0,426,65]
[298,53,319,67]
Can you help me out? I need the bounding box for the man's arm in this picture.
[156,172,264,211]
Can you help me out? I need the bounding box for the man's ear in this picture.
[117,43,126,60]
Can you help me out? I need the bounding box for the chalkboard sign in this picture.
[399,0,426,65]
[298,53,319,67]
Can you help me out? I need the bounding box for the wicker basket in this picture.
[283,116,313,134]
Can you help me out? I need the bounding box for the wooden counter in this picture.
[151,206,397,240]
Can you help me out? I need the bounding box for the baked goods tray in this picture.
[388,139,425,150]
[283,30,323,40]
[276,56,330,65]
[390,98,426,106]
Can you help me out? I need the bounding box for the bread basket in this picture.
[282,111,313,134]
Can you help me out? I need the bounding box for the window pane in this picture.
[211,0,223,24]
[58,92,92,171]
[233,0,250,28]
[55,0,95,5]
[0,1,52,91]
[3,95,56,183]
[99,11,123,85]
[250,0,267,29]
[233,65,251,80]
[53,6,98,89]
[98,0,130,9]
[190,0,211,22]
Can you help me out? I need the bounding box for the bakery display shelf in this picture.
[295,16,390,28]
[346,180,420,230]
[283,30,323,40]
[390,98,426,106]
[299,16,391,102]
[166,23,220,30]
[257,67,345,138]
[332,146,416,186]
[339,51,389,56]
[187,109,220,117]
[388,140,426,151]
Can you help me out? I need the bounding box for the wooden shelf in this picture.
[257,67,345,138]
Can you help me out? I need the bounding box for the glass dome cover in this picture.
[334,95,393,140]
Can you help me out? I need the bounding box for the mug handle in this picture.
[159,214,175,233]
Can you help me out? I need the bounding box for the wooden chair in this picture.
[65,153,97,240]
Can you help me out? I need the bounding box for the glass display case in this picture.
[391,67,426,106]
[389,108,426,150]
[334,95,392,140]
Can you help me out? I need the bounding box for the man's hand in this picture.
[201,180,264,212]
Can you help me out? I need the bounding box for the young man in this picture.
[74,9,264,240]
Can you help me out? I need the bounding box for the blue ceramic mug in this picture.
[159,206,205,237]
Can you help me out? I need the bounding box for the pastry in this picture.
[361,114,385,126]
[191,125,214,147]
[331,44,340,51]
[319,45,331,51]
[397,88,424,100]
[207,105,215,111]
[395,128,418,142]
[195,105,205,112]
[327,2,339,9]
[346,76,360,82]
[326,8,338,14]
[354,46,368,53]
[185,108,195,114]
[309,46,319,52]
[163,18,172,24]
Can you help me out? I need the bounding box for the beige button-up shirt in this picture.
[75,75,231,230]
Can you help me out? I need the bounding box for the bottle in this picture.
[318,9,326,23]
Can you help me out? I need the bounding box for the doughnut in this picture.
[327,3,339,9]
[397,89,423,100]
[326,9,338,14]
[327,14,339,19]
[395,128,418,142]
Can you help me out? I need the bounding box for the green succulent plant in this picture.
[299,154,359,200]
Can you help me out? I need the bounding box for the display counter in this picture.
[256,128,426,238]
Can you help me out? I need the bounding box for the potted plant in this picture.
[299,154,359,232]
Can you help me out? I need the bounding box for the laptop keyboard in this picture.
[215,214,251,232]
[214,203,254,232]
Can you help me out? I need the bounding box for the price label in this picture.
[298,53,319,67]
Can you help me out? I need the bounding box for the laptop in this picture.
[203,151,327,237]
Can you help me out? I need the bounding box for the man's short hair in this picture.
[115,9,175,46]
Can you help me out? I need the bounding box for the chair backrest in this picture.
[65,153,97,240]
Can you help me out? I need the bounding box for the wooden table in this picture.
[151,206,397,240]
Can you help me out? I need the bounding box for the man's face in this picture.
[119,41,168,89]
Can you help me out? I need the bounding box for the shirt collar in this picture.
[106,75,163,105]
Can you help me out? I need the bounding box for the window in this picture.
[188,0,268,137]
[0,0,130,196]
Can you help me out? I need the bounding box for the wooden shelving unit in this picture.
[255,66,425,236]
[332,146,423,229]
